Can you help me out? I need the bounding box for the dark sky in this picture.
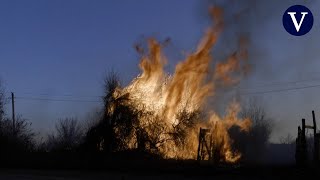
[0,0,320,142]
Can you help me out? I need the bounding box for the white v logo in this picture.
[287,12,308,32]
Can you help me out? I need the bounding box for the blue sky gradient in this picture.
[1,0,320,142]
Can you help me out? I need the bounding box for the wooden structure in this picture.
[296,110,320,165]
[197,128,212,161]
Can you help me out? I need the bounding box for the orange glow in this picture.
[112,7,250,163]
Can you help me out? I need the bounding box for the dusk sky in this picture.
[1,0,320,142]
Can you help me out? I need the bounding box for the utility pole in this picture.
[312,110,320,163]
[11,92,15,133]
[312,111,317,162]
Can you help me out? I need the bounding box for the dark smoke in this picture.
[201,0,319,132]
[198,0,320,164]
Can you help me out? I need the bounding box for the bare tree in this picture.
[84,70,137,152]
[238,98,274,162]
[171,109,200,146]
[0,80,5,122]
[0,115,35,153]
[47,118,83,152]
[103,70,121,112]
[279,133,294,144]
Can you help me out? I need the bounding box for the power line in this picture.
[13,84,320,101]
[240,84,320,95]
[235,77,320,91]
[15,96,102,103]
[4,79,320,102]
[15,92,102,98]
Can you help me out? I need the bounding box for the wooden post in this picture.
[11,92,15,133]
[313,111,319,163]
[296,126,301,165]
[312,111,317,138]
[302,118,307,164]
[197,127,202,161]
[302,119,306,141]
[197,128,212,161]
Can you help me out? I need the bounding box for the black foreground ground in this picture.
[1,152,319,180]
[1,165,319,180]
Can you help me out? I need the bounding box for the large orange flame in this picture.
[113,7,251,163]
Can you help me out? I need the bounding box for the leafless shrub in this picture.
[0,80,5,122]
[46,118,83,152]
[279,133,294,144]
[0,115,35,152]
[237,99,274,162]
